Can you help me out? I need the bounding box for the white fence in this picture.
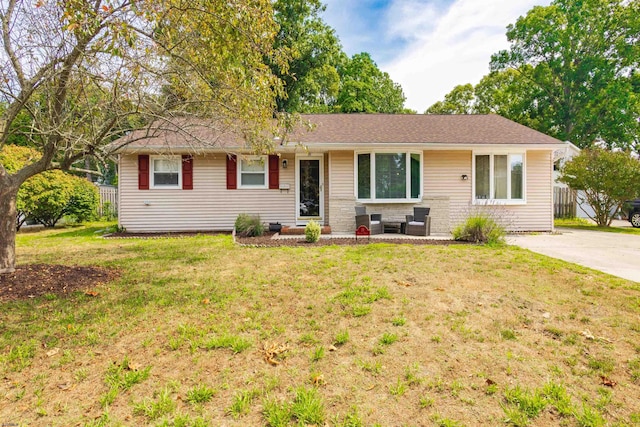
[97,185,118,218]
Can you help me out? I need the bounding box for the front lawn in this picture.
[1,224,639,426]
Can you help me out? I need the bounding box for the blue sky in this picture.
[321,0,551,112]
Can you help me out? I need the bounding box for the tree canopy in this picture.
[0,0,287,273]
[268,1,408,114]
[427,0,640,150]
[336,53,407,114]
[560,149,640,226]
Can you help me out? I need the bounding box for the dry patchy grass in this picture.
[1,224,639,426]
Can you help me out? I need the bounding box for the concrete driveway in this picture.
[508,225,640,283]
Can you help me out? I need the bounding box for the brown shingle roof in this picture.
[115,114,564,152]
[293,114,563,145]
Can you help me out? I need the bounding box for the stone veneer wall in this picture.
[329,196,451,235]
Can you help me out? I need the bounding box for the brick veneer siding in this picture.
[330,197,451,235]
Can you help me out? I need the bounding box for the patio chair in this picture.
[355,206,383,235]
[405,207,431,236]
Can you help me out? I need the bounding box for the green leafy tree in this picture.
[560,149,640,226]
[490,0,640,149]
[0,0,286,274]
[425,84,475,114]
[336,53,406,113]
[270,0,344,113]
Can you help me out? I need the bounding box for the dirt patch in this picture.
[0,264,120,301]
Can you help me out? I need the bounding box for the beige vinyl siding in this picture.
[328,151,354,198]
[119,154,296,232]
[423,150,553,232]
[424,150,472,230]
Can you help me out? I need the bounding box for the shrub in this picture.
[18,171,98,227]
[453,213,505,244]
[66,178,99,223]
[2,145,98,227]
[305,220,321,243]
[234,214,264,237]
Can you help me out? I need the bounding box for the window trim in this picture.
[237,155,268,189]
[150,155,182,189]
[472,151,526,205]
[354,150,423,203]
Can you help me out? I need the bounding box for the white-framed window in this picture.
[474,153,525,203]
[151,155,181,188]
[355,151,422,202]
[238,156,268,188]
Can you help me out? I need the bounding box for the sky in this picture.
[321,0,551,113]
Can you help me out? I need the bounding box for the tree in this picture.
[336,53,406,113]
[560,149,640,226]
[270,0,344,113]
[0,0,286,274]
[425,84,475,114]
[491,0,640,149]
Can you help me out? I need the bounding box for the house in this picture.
[114,114,567,234]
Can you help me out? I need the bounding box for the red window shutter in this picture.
[182,155,193,190]
[138,154,149,190]
[226,154,237,189]
[268,155,279,189]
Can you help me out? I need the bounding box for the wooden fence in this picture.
[554,187,576,218]
[97,185,118,218]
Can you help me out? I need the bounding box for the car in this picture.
[625,199,640,228]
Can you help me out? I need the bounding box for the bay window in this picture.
[475,153,524,202]
[356,152,422,201]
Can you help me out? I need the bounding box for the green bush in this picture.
[18,171,99,227]
[453,213,505,244]
[305,220,321,243]
[66,178,99,223]
[234,214,264,237]
[2,145,98,228]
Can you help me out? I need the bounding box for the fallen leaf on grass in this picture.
[84,290,99,297]
[600,376,616,387]
[581,330,595,340]
[261,342,289,366]
[486,379,496,386]
[311,373,325,386]
[57,383,74,391]
[46,348,60,357]
[394,279,413,287]
[328,345,337,351]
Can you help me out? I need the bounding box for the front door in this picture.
[296,156,324,224]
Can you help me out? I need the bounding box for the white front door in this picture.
[296,156,324,224]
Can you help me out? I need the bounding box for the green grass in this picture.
[2,223,640,425]
[555,218,640,235]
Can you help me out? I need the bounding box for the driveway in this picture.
[508,226,640,283]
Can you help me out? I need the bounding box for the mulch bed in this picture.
[235,234,464,247]
[0,264,120,302]
[104,230,463,247]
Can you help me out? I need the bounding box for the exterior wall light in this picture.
[461,174,469,180]
[282,159,288,169]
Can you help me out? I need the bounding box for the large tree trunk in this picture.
[0,184,19,274]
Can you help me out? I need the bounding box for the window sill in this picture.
[474,199,526,206]
[357,198,421,204]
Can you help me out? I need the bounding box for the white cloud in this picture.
[382,0,549,112]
